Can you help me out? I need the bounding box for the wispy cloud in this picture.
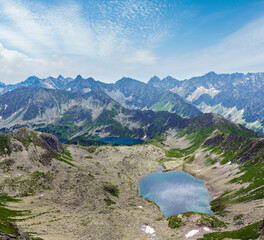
[124,50,157,65]
[0,0,170,58]
[1,0,264,84]
[0,0,173,83]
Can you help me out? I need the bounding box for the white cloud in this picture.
[0,42,156,84]
[0,0,171,84]
[1,0,264,84]
[0,43,89,83]
[124,50,157,65]
[0,0,168,58]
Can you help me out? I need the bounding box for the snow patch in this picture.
[198,102,244,122]
[106,89,133,105]
[245,120,263,132]
[14,173,23,177]
[185,229,199,238]
[170,86,185,97]
[67,88,71,91]
[0,88,3,93]
[140,225,156,236]
[137,206,143,209]
[43,82,55,89]
[187,87,220,102]
[4,104,7,110]
[203,227,211,232]
[83,88,91,93]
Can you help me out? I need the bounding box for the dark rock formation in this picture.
[40,134,62,153]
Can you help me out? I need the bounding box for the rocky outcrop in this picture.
[40,134,62,153]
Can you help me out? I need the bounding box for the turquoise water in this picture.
[138,168,213,217]
[89,137,144,145]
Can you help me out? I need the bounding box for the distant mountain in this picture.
[0,87,115,134]
[0,75,73,94]
[148,72,264,134]
[2,71,264,134]
[0,75,202,118]
[0,87,259,144]
[64,76,202,118]
[0,87,184,140]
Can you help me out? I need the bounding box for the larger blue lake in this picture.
[89,137,144,145]
[138,168,213,217]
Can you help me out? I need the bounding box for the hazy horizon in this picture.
[2,70,264,85]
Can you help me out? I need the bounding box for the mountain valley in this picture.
[0,114,263,239]
[0,74,263,240]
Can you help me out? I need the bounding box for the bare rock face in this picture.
[40,134,62,153]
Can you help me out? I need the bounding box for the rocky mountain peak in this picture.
[75,75,83,80]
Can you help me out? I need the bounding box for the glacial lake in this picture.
[138,168,213,217]
[89,137,144,145]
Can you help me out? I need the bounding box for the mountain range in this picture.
[148,71,264,134]
[0,85,260,144]
[1,71,263,135]
[0,75,201,119]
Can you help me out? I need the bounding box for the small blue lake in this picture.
[89,137,144,145]
[138,168,213,217]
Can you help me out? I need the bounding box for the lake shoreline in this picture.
[138,167,214,217]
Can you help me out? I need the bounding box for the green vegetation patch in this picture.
[11,128,40,150]
[216,123,260,139]
[229,157,264,203]
[0,134,12,155]
[0,219,19,235]
[196,214,227,228]
[103,184,119,197]
[62,146,72,158]
[4,171,54,197]
[168,215,185,229]
[56,154,76,167]
[233,214,244,221]
[39,123,79,140]
[0,158,15,172]
[104,196,116,206]
[198,220,262,240]
[144,135,166,148]
[0,195,29,236]
[56,145,75,167]
[168,212,227,229]
[156,158,177,168]
[165,127,214,158]
[165,149,185,158]
[203,132,264,204]
[150,101,174,112]
[210,191,231,217]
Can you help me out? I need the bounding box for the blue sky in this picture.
[1,0,264,83]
